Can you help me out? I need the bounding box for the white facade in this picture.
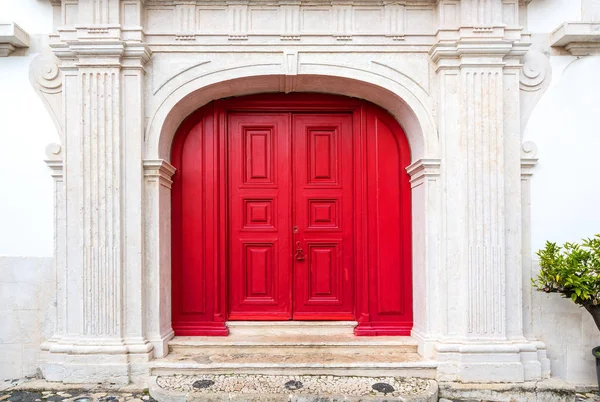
[0,0,599,387]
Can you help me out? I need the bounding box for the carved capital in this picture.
[44,143,64,179]
[406,159,441,188]
[143,159,177,189]
[521,141,538,177]
[430,39,528,71]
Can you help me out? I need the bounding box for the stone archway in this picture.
[143,73,440,358]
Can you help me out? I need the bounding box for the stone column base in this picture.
[40,337,154,384]
[434,340,551,383]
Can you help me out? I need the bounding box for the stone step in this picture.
[227,321,358,336]
[152,349,436,378]
[169,334,419,355]
[149,374,439,402]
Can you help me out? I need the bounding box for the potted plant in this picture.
[532,234,600,389]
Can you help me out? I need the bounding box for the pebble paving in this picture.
[156,374,431,397]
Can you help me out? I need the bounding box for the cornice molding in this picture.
[44,143,64,179]
[550,21,600,56]
[406,158,441,188]
[143,159,177,189]
[520,141,538,177]
[430,38,529,71]
[0,22,30,56]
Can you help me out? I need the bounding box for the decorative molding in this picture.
[520,141,538,177]
[550,21,600,56]
[0,22,30,56]
[228,4,248,41]
[44,143,64,179]
[29,53,64,139]
[282,50,298,93]
[520,50,550,92]
[406,158,441,188]
[519,49,551,135]
[430,39,529,71]
[143,159,177,189]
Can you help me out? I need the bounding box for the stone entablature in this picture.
[28,0,572,385]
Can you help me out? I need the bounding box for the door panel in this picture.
[292,114,354,319]
[228,113,292,319]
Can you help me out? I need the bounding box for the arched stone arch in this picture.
[143,69,441,357]
[145,68,439,162]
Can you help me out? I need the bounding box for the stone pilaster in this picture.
[430,0,547,383]
[39,0,152,384]
[143,160,176,358]
[406,159,442,358]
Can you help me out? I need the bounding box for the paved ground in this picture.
[1,377,598,401]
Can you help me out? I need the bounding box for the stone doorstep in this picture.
[148,375,439,402]
[157,334,430,379]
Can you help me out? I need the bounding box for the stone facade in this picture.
[1,0,600,387]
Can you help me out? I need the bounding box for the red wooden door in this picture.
[172,94,413,335]
[292,114,354,319]
[228,112,354,319]
[228,113,292,319]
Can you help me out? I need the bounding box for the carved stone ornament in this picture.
[30,53,64,140]
[520,50,552,135]
[521,141,538,176]
[520,50,551,92]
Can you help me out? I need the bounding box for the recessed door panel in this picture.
[292,114,354,319]
[228,114,292,319]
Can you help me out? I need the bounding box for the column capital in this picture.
[430,37,529,71]
[521,141,539,178]
[406,158,441,188]
[143,159,177,189]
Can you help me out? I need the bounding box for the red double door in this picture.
[228,113,354,320]
[172,94,413,336]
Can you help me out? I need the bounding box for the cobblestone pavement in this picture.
[1,377,598,402]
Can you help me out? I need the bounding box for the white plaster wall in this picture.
[527,0,581,33]
[525,55,600,385]
[0,0,57,380]
[0,0,56,257]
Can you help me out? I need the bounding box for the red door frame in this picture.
[171,93,413,336]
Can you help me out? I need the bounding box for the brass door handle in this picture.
[295,241,305,261]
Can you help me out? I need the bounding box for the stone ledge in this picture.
[0,22,30,56]
[550,21,600,56]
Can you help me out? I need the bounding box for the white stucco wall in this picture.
[525,54,600,385]
[0,0,56,257]
[0,0,57,380]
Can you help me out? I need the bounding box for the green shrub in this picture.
[532,234,600,331]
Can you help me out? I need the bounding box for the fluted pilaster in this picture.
[38,0,152,384]
[430,0,547,383]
